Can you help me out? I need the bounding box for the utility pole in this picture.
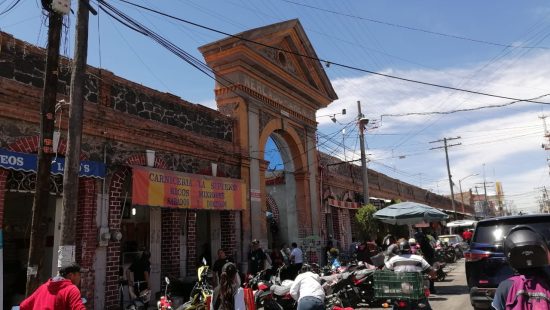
[482,163,489,216]
[25,7,64,296]
[357,101,370,204]
[59,0,93,270]
[430,136,461,220]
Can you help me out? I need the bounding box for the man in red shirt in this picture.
[20,263,86,310]
[462,229,473,243]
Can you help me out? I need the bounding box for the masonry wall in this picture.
[319,152,474,215]
[0,31,244,309]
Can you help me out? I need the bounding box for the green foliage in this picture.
[355,204,380,240]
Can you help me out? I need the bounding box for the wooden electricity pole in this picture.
[26,11,64,296]
[430,137,462,220]
[58,0,92,269]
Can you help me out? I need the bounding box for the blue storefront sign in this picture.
[0,148,105,178]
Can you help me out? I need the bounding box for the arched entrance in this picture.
[200,19,338,264]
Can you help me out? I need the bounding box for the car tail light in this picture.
[397,301,408,308]
[464,252,490,262]
[479,280,489,284]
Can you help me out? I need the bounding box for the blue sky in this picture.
[2,0,550,212]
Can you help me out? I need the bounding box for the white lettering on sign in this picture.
[250,189,261,202]
[0,154,24,166]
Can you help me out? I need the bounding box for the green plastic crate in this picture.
[373,270,426,300]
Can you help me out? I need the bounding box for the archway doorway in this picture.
[264,133,298,249]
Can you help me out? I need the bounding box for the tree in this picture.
[355,204,382,240]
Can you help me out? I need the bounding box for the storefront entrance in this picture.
[3,191,61,308]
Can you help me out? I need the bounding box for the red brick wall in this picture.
[161,208,181,280]
[76,178,97,308]
[186,210,197,276]
[105,167,129,309]
[220,211,236,259]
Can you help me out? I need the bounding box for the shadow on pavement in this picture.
[434,284,469,295]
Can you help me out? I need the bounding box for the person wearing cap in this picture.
[248,239,267,276]
[20,263,86,310]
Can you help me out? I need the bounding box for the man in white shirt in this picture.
[385,240,435,310]
[290,266,325,310]
[385,240,435,274]
[290,242,303,279]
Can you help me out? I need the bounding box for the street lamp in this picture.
[459,173,479,212]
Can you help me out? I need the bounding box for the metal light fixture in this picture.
[146,150,155,167]
[211,162,218,177]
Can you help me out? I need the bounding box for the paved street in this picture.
[370,259,471,310]
[428,259,471,309]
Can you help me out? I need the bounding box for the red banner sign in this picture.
[132,166,246,210]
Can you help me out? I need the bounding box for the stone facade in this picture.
[0,31,242,309]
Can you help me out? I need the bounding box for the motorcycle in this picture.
[246,268,282,310]
[432,262,447,282]
[322,265,376,309]
[180,259,214,310]
[269,264,295,310]
[157,276,173,310]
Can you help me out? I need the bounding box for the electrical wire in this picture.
[0,0,22,16]
[279,0,550,50]
[381,93,550,119]
[110,0,550,105]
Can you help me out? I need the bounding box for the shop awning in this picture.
[132,166,246,210]
[0,148,105,178]
[328,198,361,209]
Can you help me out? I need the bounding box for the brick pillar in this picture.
[75,178,97,308]
[331,207,341,249]
[161,208,181,281]
[186,210,197,276]
[220,211,236,259]
[105,168,129,309]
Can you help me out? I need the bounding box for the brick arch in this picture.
[104,153,168,309]
[0,135,97,306]
[259,119,312,238]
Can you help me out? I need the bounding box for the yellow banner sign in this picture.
[132,166,246,210]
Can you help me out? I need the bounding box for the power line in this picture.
[111,0,550,105]
[381,93,550,119]
[279,0,550,50]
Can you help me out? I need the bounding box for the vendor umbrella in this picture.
[373,201,449,225]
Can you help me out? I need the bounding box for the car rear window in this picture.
[439,236,457,244]
[474,219,550,245]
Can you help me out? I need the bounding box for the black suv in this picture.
[464,214,550,309]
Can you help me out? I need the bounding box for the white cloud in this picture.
[318,50,550,213]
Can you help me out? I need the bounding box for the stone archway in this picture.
[259,119,309,245]
[200,19,338,262]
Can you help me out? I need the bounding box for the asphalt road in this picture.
[370,259,472,310]
[428,259,471,309]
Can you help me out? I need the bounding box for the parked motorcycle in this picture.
[180,260,213,310]
[269,264,295,310]
[246,268,282,310]
[432,262,447,282]
[157,277,173,310]
[322,265,376,308]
